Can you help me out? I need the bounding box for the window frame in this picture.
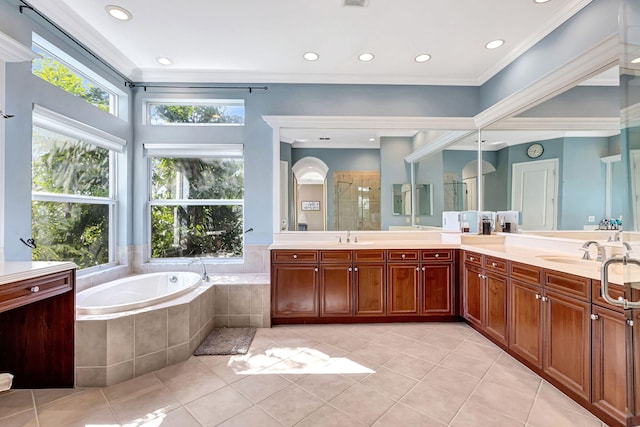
[32,105,124,271]
[31,32,126,119]
[143,98,245,126]
[145,143,245,262]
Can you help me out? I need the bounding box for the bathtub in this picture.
[76,272,202,315]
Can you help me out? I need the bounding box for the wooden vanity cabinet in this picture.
[353,250,386,317]
[420,249,454,317]
[319,250,352,317]
[271,250,319,318]
[387,250,420,316]
[509,277,544,369]
[0,269,76,388]
[462,251,509,345]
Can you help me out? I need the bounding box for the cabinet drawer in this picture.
[271,250,318,263]
[544,270,590,301]
[592,280,625,312]
[320,250,352,263]
[464,251,482,266]
[484,256,508,275]
[0,271,74,314]
[387,250,419,262]
[354,250,386,262]
[510,261,542,285]
[421,249,453,263]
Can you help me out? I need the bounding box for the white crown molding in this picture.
[0,30,37,62]
[136,68,476,86]
[262,115,475,130]
[476,0,593,85]
[404,130,473,163]
[491,116,619,131]
[26,1,137,78]
[474,34,618,129]
[621,103,640,128]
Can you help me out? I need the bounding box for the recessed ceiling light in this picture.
[631,57,640,64]
[533,0,550,3]
[156,57,173,65]
[303,52,319,61]
[369,138,375,142]
[485,39,505,49]
[358,53,375,62]
[415,54,431,63]
[105,5,132,21]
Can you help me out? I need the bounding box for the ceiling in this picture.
[26,0,593,85]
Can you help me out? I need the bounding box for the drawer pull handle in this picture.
[590,314,599,321]
[491,262,497,267]
[435,253,440,258]
[293,254,298,259]
[30,286,40,293]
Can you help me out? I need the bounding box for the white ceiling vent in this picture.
[342,0,369,7]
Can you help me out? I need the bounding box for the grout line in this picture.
[30,390,40,427]
[98,387,120,425]
[525,378,544,425]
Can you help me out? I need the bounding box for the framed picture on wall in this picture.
[301,201,320,211]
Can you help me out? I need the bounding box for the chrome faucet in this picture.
[581,241,606,262]
[190,258,210,282]
[346,231,351,243]
[608,230,622,242]
[623,242,633,254]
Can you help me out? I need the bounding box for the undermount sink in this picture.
[536,255,600,267]
[328,240,375,246]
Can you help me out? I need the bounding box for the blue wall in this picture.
[380,137,413,229]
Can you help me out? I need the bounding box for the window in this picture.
[146,144,244,259]
[31,33,122,116]
[32,106,124,269]
[145,99,245,125]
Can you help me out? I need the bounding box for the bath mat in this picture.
[194,327,256,356]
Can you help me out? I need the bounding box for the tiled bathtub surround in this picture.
[75,274,270,387]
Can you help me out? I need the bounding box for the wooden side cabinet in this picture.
[421,263,454,316]
[509,279,544,369]
[462,262,484,329]
[387,250,420,316]
[0,269,76,388]
[271,250,319,318]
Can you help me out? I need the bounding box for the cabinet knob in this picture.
[354,267,358,272]
[491,262,497,267]
[314,267,318,272]
[401,254,406,259]
[435,253,440,258]
[590,314,599,321]
[416,267,420,271]
[535,294,541,300]
[628,319,635,327]
[30,286,40,293]
[293,254,298,259]
[470,256,475,261]
[348,267,352,272]
[541,296,549,302]
[421,267,426,271]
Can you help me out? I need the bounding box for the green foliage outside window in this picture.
[149,103,244,125]
[32,127,111,268]
[32,44,112,113]
[151,157,244,258]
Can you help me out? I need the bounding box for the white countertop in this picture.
[0,261,77,286]
[269,233,640,286]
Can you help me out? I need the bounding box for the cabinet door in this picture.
[463,264,483,328]
[509,279,543,369]
[591,306,627,424]
[421,263,453,316]
[320,264,352,317]
[387,263,419,315]
[544,290,591,400]
[354,263,386,316]
[485,272,508,346]
[271,264,319,317]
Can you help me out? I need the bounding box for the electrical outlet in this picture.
[588,215,595,223]
[405,217,411,224]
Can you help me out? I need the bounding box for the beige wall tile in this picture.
[75,367,107,387]
[229,285,251,315]
[228,315,250,327]
[107,316,134,365]
[134,350,167,377]
[134,309,168,356]
[106,361,134,386]
[75,320,107,367]
[250,286,263,314]
[168,304,190,346]
[167,343,191,365]
[214,315,229,328]
[214,286,229,315]
[188,298,201,340]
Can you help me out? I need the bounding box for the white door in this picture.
[511,159,558,230]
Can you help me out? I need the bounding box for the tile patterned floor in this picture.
[0,322,609,426]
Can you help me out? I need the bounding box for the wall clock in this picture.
[526,143,544,159]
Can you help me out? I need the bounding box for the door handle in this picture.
[590,314,599,321]
[601,256,640,309]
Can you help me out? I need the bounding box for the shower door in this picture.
[333,171,380,231]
